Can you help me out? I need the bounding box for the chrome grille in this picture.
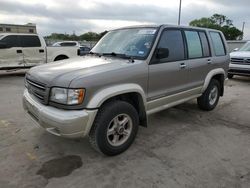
[231,58,250,65]
[26,78,47,103]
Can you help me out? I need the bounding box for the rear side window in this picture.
[60,42,77,46]
[20,35,41,47]
[199,32,210,57]
[157,30,185,62]
[209,32,226,56]
[184,31,203,59]
[1,35,21,47]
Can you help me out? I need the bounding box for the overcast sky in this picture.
[0,0,249,39]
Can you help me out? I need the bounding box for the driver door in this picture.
[148,29,190,108]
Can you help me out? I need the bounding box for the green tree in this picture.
[45,30,109,42]
[79,32,100,41]
[189,14,243,40]
[99,30,108,38]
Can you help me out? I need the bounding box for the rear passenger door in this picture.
[148,29,189,100]
[20,35,46,67]
[183,30,212,89]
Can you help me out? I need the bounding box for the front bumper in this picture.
[228,64,250,76]
[23,89,98,138]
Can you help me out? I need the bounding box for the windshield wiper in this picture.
[102,52,135,62]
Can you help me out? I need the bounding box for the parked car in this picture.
[23,25,229,156]
[79,46,91,56]
[228,41,250,78]
[52,41,81,47]
[0,33,80,70]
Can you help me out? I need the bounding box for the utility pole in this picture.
[241,22,245,39]
[178,0,182,25]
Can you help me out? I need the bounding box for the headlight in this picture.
[50,88,85,105]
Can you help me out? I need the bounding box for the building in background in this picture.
[0,23,37,34]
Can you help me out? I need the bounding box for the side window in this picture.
[184,31,203,59]
[1,35,20,47]
[20,35,41,47]
[157,30,185,62]
[199,32,210,57]
[209,32,226,56]
[60,42,76,46]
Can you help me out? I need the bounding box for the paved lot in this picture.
[0,70,250,188]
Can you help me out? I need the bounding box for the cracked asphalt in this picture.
[0,70,250,188]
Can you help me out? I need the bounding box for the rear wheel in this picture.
[197,79,220,111]
[89,100,139,156]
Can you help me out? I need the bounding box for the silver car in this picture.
[228,41,250,78]
[23,25,229,155]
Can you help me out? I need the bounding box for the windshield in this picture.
[0,35,4,40]
[91,28,158,59]
[239,42,250,51]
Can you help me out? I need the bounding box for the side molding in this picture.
[202,68,226,92]
[86,84,147,108]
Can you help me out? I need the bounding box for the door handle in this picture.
[39,49,44,53]
[16,50,22,54]
[180,63,186,69]
[207,59,212,64]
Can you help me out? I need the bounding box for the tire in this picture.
[228,73,234,79]
[197,79,220,111]
[89,100,139,156]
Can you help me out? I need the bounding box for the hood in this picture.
[26,56,132,87]
[230,51,250,58]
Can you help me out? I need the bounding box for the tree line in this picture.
[45,14,243,41]
[45,30,108,41]
[189,14,243,40]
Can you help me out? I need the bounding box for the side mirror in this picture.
[0,42,8,49]
[156,48,169,59]
[233,48,239,52]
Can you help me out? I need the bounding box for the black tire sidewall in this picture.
[198,79,220,111]
[94,101,139,156]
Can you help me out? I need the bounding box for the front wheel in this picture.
[89,100,139,156]
[197,79,220,111]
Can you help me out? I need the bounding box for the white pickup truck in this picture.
[0,33,80,70]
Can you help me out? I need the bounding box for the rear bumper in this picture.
[23,89,98,138]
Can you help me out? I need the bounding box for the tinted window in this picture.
[185,31,203,59]
[20,35,41,47]
[85,47,90,51]
[6,28,11,32]
[210,32,226,56]
[60,42,77,46]
[80,47,90,51]
[29,29,34,33]
[199,32,210,57]
[157,30,185,62]
[1,35,21,47]
[0,27,3,31]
